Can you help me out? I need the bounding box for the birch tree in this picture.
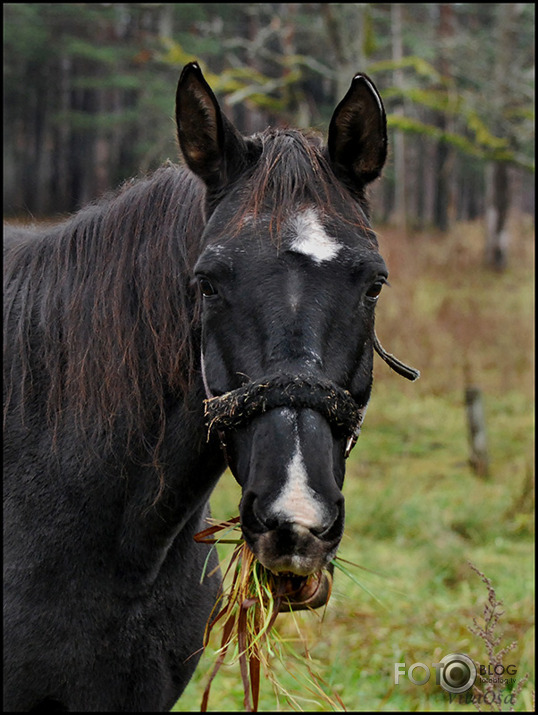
[484,3,527,271]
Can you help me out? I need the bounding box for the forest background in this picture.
[3,2,535,266]
[3,3,535,712]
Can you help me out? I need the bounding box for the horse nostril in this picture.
[263,512,338,540]
[308,522,328,538]
[241,493,277,533]
[252,496,272,529]
[298,500,344,540]
[317,500,345,540]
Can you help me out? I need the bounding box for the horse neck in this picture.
[114,384,226,596]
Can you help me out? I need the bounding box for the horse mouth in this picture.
[270,568,333,612]
[193,517,333,611]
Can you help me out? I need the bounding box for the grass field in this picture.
[174,219,534,712]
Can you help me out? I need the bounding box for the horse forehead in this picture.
[286,207,341,264]
[202,206,377,265]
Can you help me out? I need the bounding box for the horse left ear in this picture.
[328,73,387,192]
[175,62,249,187]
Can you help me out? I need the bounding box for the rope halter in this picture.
[203,332,419,459]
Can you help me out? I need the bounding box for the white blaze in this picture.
[271,430,325,529]
[289,207,341,264]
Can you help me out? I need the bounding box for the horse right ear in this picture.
[328,73,387,193]
[175,62,249,188]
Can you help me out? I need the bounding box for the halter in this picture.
[205,373,366,458]
[373,333,420,382]
[202,331,419,459]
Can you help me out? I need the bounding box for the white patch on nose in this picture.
[289,207,341,264]
[271,430,325,529]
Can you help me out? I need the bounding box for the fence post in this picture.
[465,386,489,478]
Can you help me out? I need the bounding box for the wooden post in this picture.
[465,386,490,478]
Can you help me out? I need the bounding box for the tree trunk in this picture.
[482,3,525,270]
[465,387,490,478]
[484,162,510,271]
[391,4,407,230]
[432,4,456,232]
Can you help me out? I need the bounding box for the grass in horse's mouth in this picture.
[194,517,343,712]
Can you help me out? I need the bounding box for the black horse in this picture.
[3,63,417,711]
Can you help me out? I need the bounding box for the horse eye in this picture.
[365,280,385,301]
[198,277,217,298]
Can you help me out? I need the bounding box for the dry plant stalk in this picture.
[468,562,531,712]
[194,517,344,712]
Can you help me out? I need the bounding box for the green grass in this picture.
[174,220,534,711]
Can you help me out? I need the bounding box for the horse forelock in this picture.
[3,165,206,464]
[222,128,375,245]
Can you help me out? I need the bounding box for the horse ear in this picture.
[328,73,387,192]
[175,62,249,187]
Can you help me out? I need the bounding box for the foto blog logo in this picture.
[394,653,477,694]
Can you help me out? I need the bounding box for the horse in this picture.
[3,62,418,712]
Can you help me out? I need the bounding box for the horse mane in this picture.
[3,164,205,462]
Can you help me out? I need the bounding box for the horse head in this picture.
[176,63,416,582]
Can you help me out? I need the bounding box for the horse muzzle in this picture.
[242,511,345,577]
[211,401,349,581]
[204,374,362,580]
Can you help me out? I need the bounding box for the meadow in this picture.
[175,219,534,712]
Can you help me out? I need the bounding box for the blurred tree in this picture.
[433,3,455,233]
[390,3,407,229]
[3,3,180,213]
[483,3,527,271]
